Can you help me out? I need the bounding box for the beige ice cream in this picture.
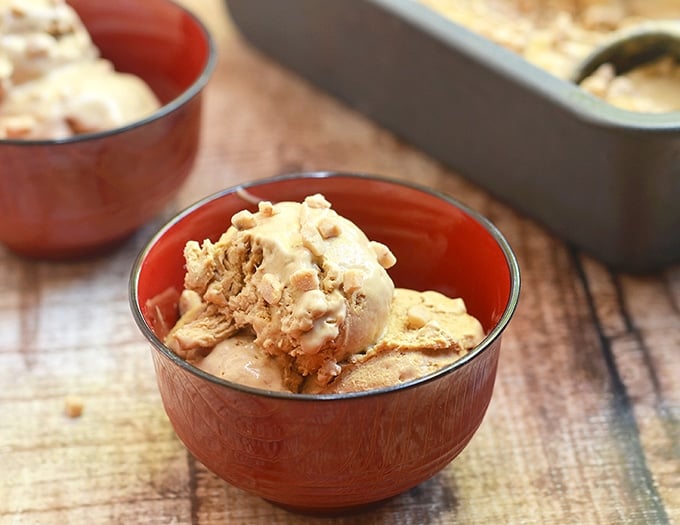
[166,194,397,389]
[416,0,680,113]
[303,288,485,394]
[195,332,291,392]
[165,194,485,394]
[580,56,680,113]
[0,0,160,139]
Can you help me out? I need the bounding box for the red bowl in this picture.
[129,172,521,514]
[0,0,216,259]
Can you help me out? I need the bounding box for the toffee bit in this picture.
[371,241,396,269]
[231,209,256,230]
[317,217,341,239]
[259,273,283,305]
[290,269,319,292]
[304,194,331,209]
[258,200,275,217]
[342,269,365,294]
[64,395,84,418]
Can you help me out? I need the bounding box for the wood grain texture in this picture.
[1,1,679,523]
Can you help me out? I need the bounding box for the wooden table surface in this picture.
[2,2,679,524]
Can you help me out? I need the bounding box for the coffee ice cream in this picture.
[416,0,680,113]
[0,0,160,139]
[303,288,485,394]
[163,194,485,394]
[580,56,680,113]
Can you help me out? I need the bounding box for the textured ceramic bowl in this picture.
[0,0,216,259]
[130,172,520,514]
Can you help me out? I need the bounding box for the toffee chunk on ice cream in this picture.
[164,194,485,394]
[0,0,160,139]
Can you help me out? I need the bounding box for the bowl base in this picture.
[2,231,135,261]
[264,494,397,516]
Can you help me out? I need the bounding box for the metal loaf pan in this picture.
[225,0,680,273]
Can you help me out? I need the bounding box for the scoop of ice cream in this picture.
[580,57,680,113]
[0,0,160,139]
[0,0,98,88]
[375,288,485,352]
[303,288,485,394]
[165,194,396,386]
[194,333,291,393]
[0,59,160,139]
[171,289,297,392]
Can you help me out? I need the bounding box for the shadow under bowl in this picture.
[129,172,520,514]
[0,0,216,259]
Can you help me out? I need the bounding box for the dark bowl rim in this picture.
[0,0,217,146]
[129,171,521,401]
